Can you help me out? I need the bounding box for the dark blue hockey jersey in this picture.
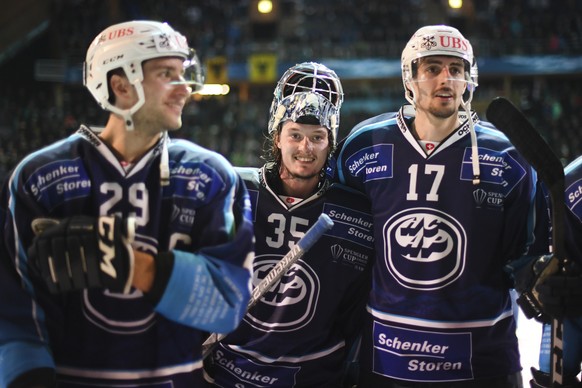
[335,106,543,382]
[565,155,582,265]
[0,126,254,387]
[538,156,582,379]
[205,164,375,387]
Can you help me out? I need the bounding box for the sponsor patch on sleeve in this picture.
[25,159,91,205]
[345,144,393,182]
[460,147,526,195]
[566,177,582,223]
[324,203,374,248]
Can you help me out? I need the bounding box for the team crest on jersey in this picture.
[383,208,466,290]
[245,255,320,332]
[345,143,393,182]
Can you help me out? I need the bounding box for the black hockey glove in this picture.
[536,272,582,318]
[28,215,135,294]
[512,254,559,322]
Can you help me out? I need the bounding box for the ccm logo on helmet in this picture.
[103,55,124,65]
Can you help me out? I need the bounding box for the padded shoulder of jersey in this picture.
[347,111,399,137]
[234,166,260,187]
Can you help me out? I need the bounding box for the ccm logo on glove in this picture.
[29,215,136,294]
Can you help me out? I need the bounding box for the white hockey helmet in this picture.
[83,20,204,129]
[268,62,344,146]
[401,25,478,106]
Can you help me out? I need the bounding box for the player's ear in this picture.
[110,74,134,107]
[275,129,282,149]
[404,80,414,98]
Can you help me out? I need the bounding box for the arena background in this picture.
[1,0,581,384]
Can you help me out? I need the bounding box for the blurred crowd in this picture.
[48,0,582,61]
[0,0,581,181]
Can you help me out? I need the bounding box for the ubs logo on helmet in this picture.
[383,208,466,290]
[439,35,469,52]
[100,27,135,43]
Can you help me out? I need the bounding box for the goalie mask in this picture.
[84,20,204,130]
[401,25,478,107]
[268,62,344,146]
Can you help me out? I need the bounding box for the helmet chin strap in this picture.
[107,99,144,131]
[105,82,171,186]
[160,132,170,186]
[460,87,481,185]
[106,72,147,131]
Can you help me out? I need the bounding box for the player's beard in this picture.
[428,104,457,119]
[133,103,183,135]
[412,83,460,120]
[281,164,320,181]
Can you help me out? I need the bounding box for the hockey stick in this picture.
[201,213,334,359]
[486,97,566,387]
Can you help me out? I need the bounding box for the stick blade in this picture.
[486,97,564,187]
[487,96,566,386]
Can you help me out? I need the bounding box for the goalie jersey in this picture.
[0,126,254,387]
[205,164,375,387]
[335,106,543,382]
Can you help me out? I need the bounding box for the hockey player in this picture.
[0,20,254,387]
[335,25,547,387]
[203,62,375,387]
[528,155,582,388]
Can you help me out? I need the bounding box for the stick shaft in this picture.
[486,97,565,386]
